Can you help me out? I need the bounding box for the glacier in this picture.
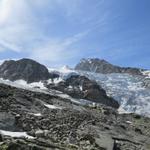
[48,67,150,117]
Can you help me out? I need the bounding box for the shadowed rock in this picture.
[0,58,58,83]
[46,75,120,108]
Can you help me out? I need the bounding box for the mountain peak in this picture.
[80,58,109,64]
[0,58,50,83]
[75,58,142,75]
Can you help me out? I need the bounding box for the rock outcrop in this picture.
[0,58,52,83]
[75,58,143,75]
[46,75,119,108]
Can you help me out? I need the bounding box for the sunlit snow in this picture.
[142,70,150,78]
[0,130,34,139]
[44,104,62,109]
[48,67,150,117]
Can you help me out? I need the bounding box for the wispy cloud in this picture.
[0,0,99,65]
[1,0,147,68]
[30,31,89,65]
[0,39,21,52]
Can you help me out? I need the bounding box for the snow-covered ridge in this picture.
[141,70,150,78]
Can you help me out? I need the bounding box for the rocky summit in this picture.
[75,58,143,75]
[0,58,150,150]
[0,59,54,83]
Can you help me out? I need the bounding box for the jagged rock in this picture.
[0,58,59,83]
[75,58,143,75]
[46,75,119,108]
[112,138,144,150]
[142,78,150,88]
[135,128,143,134]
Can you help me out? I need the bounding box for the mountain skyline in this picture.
[0,0,150,69]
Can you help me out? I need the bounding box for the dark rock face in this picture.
[0,58,51,83]
[75,58,142,75]
[46,75,119,108]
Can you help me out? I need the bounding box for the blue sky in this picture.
[0,0,150,68]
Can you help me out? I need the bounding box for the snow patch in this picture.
[68,85,73,89]
[44,104,62,109]
[126,121,132,124]
[48,66,78,81]
[0,130,34,139]
[48,65,73,74]
[0,78,47,90]
[141,70,150,78]
[14,80,47,90]
[47,78,63,84]
[79,85,83,91]
[118,107,131,114]
[33,113,42,117]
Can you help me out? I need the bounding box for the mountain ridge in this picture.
[0,58,119,109]
[75,58,144,75]
[0,58,150,149]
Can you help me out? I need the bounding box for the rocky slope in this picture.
[0,83,150,150]
[75,58,143,75]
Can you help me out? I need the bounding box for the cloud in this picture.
[0,0,40,52]
[0,39,21,52]
[30,31,89,65]
[0,0,34,26]
[54,0,82,17]
[0,0,110,66]
[0,0,89,61]
[0,0,11,24]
